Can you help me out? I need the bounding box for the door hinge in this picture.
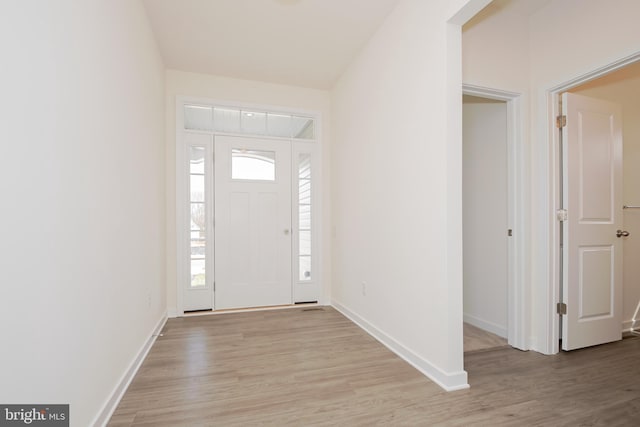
[557,302,567,315]
[556,115,567,128]
[557,209,568,222]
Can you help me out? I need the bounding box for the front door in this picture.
[214,136,292,309]
[562,92,624,350]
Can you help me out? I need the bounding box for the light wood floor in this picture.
[464,322,508,353]
[109,306,640,426]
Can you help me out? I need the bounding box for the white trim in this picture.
[92,313,167,427]
[448,0,492,25]
[548,52,640,94]
[332,301,469,392]
[546,51,640,355]
[183,303,319,317]
[625,301,640,334]
[175,96,324,315]
[464,314,507,339]
[463,84,518,101]
[622,320,639,334]
[462,84,528,350]
[176,100,186,317]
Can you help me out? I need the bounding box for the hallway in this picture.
[110,307,640,425]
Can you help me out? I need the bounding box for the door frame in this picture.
[462,84,527,350]
[546,52,640,354]
[174,96,323,316]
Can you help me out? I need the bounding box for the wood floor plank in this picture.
[109,306,640,426]
[463,322,508,353]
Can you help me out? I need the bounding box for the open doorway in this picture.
[462,94,509,352]
[461,85,526,353]
[550,60,640,350]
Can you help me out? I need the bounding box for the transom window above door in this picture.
[177,98,321,313]
[184,104,315,139]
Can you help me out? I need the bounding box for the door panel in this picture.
[562,92,623,350]
[229,192,250,284]
[215,136,292,309]
[579,246,613,318]
[257,192,279,282]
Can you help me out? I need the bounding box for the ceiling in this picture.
[141,0,553,91]
[141,0,402,90]
[481,0,554,16]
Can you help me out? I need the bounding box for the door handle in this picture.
[616,230,630,238]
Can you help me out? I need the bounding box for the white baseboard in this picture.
[91,312,168,427]
[623,319,639,333]
[331,300,469,392]
[463,313,508,338]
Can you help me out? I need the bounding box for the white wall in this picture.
[165,70,331,315]
[330,0,481,390]
[463,0,640,353]
[462,3,532,346]
[462,2,530,93]
[570,63,640,332]
[0,1,166,425]
[463,96,508,337]
[529,0,640,352]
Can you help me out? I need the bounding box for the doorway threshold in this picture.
[183,302,320,317]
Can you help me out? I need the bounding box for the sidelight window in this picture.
[298,153,312,281]
[189,146,207,288]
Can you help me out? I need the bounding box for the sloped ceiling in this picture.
[141,0,402,90]
[141,0,553,90]
[488,0,554,16]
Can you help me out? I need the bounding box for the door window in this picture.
[189,146,207,288]
[231,149,276,181]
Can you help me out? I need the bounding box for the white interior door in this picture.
[562,92,623,350]
[214,136,292,309]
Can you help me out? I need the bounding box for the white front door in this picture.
[562,92,624,350]
[214,136,292,309]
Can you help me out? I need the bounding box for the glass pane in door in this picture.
[231,149,276,181]
[298,153,312,281]
[189,146,207,288]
